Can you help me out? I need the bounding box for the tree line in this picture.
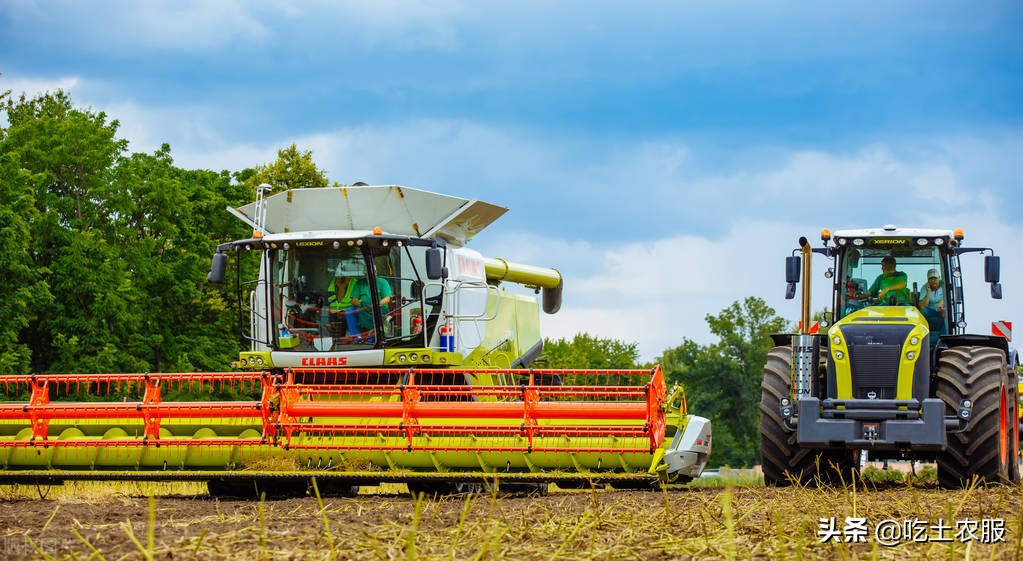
[543,298,789,468]
[1,87,789,467]
[1,89,258,374]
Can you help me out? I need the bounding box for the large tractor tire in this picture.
[935,346,1015,488]
[759,346,857,487]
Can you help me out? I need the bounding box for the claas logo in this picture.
[300,356,348,366]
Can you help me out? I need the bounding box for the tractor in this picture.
[760,226,1019,488]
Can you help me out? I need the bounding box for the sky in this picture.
[2,1,1021,361]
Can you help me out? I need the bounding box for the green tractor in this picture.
[760,226,1020,488]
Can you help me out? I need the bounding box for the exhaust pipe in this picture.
[791,236,817,400]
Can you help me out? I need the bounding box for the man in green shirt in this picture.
[329,263,361,336]
[349,275,392,333]
[329,258,394,339]
[868,256,911,305]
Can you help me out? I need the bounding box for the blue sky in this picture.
[2,1,1021,359]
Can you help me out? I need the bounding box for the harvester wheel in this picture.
[935,346,1013,488]
[759,346,858,487]
[207,478,258,498]
[207,477,309,499]
[406,481,483,498]
[407,480,549,497]
[607,479,660,491]
[314,479,360,498]
[495,482,551,495]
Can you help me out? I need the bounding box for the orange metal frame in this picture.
[0,367,667,454]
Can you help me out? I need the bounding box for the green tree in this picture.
[661,297,789,467]
[0,97,53,372]
[0,89,250,373]
[542,333,640,369]
[1,91,130,372]
[237,143,331,191]
[107,145,249,371]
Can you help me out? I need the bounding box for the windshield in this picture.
[839,242,947,324]
[269,240,441,352]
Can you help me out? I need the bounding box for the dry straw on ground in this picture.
[0,478,1020,560]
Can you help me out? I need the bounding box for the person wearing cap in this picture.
[917,268,946,341]
[868,256,911,305]
[842,277,868,316]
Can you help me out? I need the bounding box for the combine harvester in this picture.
[0,185,711,496]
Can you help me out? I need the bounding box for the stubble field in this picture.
[1,478,1021,561]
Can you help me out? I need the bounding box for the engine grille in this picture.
[841,323,912,400]
[848,345,901,398]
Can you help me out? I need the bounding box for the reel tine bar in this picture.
[0,367,667,454]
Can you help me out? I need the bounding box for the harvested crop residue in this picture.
[1,482,1020,560]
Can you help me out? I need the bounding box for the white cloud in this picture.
[5,0,272,52]
[529,214,1020,363]
[450,131,1020,362]
[130,120,1019,365]
[4,0,464,55]
[532,223,800,360]
[10,87,1014,362]
[2,76,81,98]
[4,1,1007,63]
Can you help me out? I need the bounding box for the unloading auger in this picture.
[0,185,711,495]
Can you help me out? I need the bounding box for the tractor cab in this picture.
[834,234,951,346]
[826,226,1003,352]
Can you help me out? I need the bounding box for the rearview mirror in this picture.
[985,255,1000,283]
[991,283,1002,299]
[785,283,797,300]
[426,248,445,280]
[207,252,227,283]
[785,256,801,283]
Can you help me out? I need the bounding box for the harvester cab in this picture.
[762,225,1020,488]
[208,184,563,373]
[0,184,711,495]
